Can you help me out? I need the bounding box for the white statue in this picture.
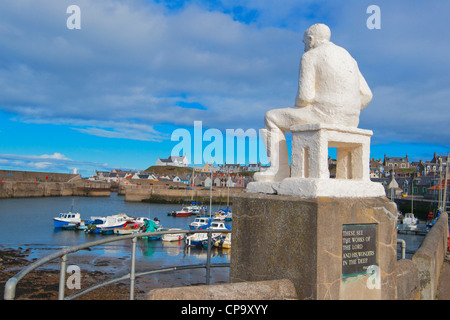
[255,23,373,182]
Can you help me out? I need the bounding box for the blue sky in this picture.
[0,0,449,177]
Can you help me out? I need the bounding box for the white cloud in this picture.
[0,152,111,174]
[0,0,448,149]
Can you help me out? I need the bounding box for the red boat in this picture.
[171,207,193,217]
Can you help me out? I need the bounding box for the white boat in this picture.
[401,212,418,230]
[189,217,213,230]
[53,212,81,228]
[213,208,232,221]
[185,232,208,246]
[86,214,128,234]
[185,221,231,246]
[162,228,186,241]
[214,233,231,249]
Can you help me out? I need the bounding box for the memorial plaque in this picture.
[342,224,377,278]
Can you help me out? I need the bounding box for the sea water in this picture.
[0,193,231,282]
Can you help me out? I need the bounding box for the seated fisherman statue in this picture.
[254,23,373,182]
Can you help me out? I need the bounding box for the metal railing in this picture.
[397,239,406,259]
[4,229,231,300]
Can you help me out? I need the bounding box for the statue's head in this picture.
[303,23,331,52]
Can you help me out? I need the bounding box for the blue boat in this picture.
[53,212,82,228]
[189,217,213,230]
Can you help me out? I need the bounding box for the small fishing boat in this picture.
[185,232,208,246]
[53,212,82,228]
[114,220,143,235]
[85,214,128,234]
[186,221,231,247]
[213,207,232,221]
[187,203,207,215]
[170,207,193,217]
[189,217,213,230]
[162,228,186,241]
[402,212,418,230]
[214,233,231,249]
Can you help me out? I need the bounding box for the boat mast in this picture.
[411,174,414,215]
[443,153,449,212]
[438,158,443,212]
[191,163,195,202]
[209,162,213,218]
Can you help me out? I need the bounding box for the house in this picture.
[193,175,206,187]
[217,164,241,174]
[385,175,403,198]
[179,175,192,185]
[194,163,215,173]
[369,158,384,178]
[155,155,189,167]
[242,163,260,172]
[234,177,245,188]
[158,175,172,181]
[204,176,213,187]
[213,177,222,187]
[384,154,411,170]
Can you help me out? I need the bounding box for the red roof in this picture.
[428,179,450,190]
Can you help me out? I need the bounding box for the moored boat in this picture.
[170,207,193,217]
[85,214,128,234]
[189,217,213,230]
[214,233,231,249]
[162,228,186,241]
[113,220,143,235]
[53,212,82,228]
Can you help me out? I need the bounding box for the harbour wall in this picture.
[396,211,448,300]
[0,181,111,198]
[122,185,244,204]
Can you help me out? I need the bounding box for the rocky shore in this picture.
[0,246,229,300]
[0,247,131,300]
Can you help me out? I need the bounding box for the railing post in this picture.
[206,231,212,285]
[58,254,67,300]
[4,277,18,300]
[130,237,137,300]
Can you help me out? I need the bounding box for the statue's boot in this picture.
[254,128,290,182]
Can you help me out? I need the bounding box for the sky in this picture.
[0,0,449,177]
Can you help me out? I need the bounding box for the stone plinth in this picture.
[247,124,386,198]
[230,193,398,300]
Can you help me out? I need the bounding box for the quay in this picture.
[0,170,110,198]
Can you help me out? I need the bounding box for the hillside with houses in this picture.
[87,152,449,203]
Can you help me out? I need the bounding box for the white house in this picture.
[204,176,212,187]
[155,155,189,167]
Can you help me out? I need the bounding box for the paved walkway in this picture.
[437,251,450,300]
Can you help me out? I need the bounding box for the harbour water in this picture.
[0,193,232,290]
[1,193,427,295]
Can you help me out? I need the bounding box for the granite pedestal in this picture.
[230,193,398,300]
